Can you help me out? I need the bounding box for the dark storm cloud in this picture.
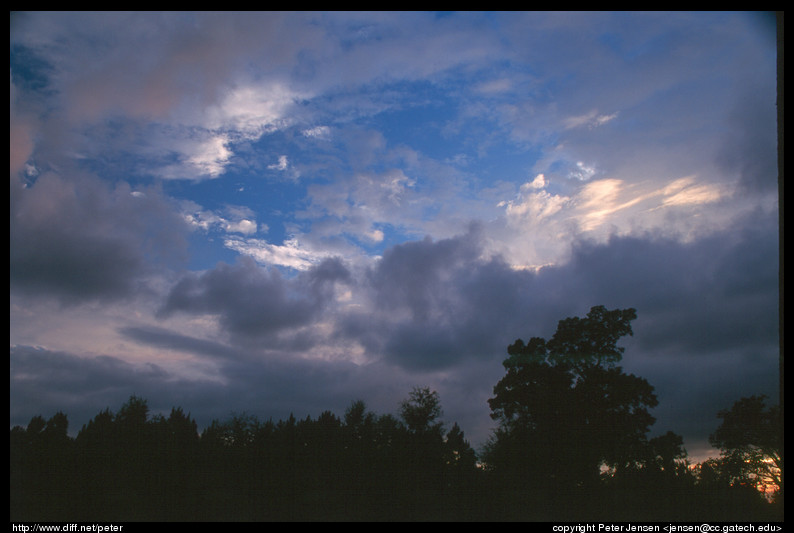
[116,322,414,426]
[160,255,351,344]
[10,173,189,305]
[553,210,780,357]
[367,231,482,322]
[118,325,246,362]
[340,209,779,417]
[10,345,168,394]
[305,256,352,293]
[716,81,779,194]
[9,341,400,441]
[632,348,778,458]
[339,227,562,371]
[9,345,178,431]
[10,342,233,435]
[329,208,778,456]
[539,210,780,452]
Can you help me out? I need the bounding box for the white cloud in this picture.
[223,236,335,271]
[494,175,574,269]
[660,176,724,207]
[501,179,569,225]
[528,174,547,189]
[268,155,289,171]
[203,82,303,140]
[381,169,416,204]
[181,202,260,236]
[364,228,385,243]
[224,219,258,235]
[569,161,597,181]
[563,109,619,130]
[298,167,426,246]
[302,125,331,140]
[25,164,39,178]
[574,178,651,232]
[185,134,233,178]
[157,82,305,179]
[569,175,728,236]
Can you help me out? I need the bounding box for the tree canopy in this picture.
[709,394,783,496]
[399,386,444,436]
[11,388,483,521]
[486,306,658,487]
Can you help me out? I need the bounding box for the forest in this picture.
[10,306,783,522]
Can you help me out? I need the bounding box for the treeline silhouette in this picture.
[10,307,783,522]
[9,394,781,522]
[11,391,483,521]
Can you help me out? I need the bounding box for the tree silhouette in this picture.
[646,430,690,478]
[10,379,783,521]
[546,305,637,372]
[10,412,75,520]
[485,305,658,490]
[442,422,478,486]
[344,399,375,437]
[710,395,783,498]
[399,386,444,436]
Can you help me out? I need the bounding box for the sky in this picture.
[10,11,780,463]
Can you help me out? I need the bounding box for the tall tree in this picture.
[399,387,444,437]
[486,306,658,488]
[709,395,783,496]
[443,422,478,482]
[647,430,689,477]
[546,305,638,373]
[399,387,446,490]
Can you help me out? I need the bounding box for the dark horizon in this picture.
[11,389,783,522]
